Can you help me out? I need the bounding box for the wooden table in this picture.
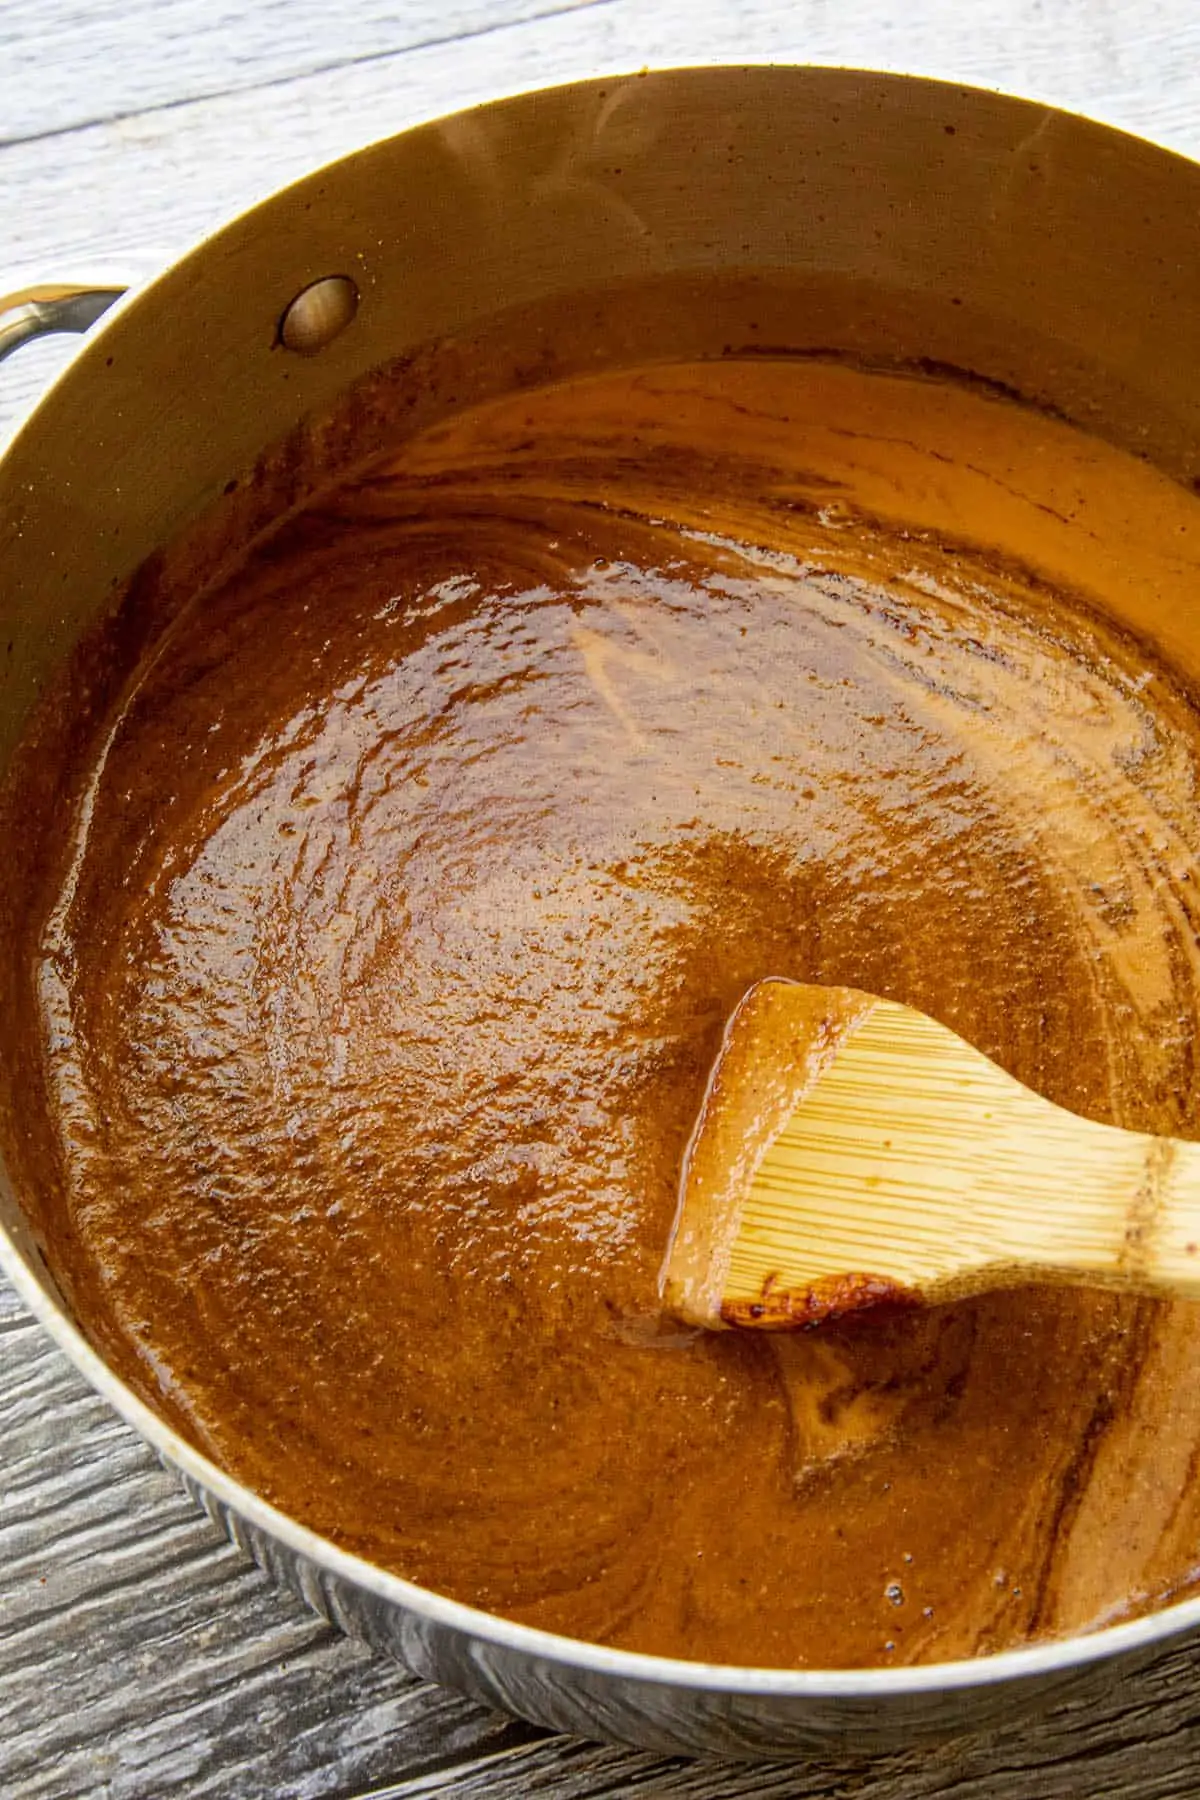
[6,5,1200,1794]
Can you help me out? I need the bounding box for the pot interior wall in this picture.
[6,65,1200,1731]
[6,66,1200,780]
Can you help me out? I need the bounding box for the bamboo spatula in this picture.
[660,978,1200,1330]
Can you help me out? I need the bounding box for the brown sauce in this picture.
[13,356,1200,1668]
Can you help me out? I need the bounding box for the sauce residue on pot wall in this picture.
[12,356,1200,1669]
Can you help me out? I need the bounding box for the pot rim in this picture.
[7,60,1200,1703]
[8,1218,1199,1696]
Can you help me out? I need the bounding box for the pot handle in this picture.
[0,281,130,364]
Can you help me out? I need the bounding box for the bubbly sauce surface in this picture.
[23,358,1200,1667]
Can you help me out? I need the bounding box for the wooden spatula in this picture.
[660,978,1200,1330]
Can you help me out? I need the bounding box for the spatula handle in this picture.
[1142,1137,1200,1296]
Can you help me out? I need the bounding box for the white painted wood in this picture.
[0,0,608,145]
[6,0,1200,444]
[8,3,1200,1794]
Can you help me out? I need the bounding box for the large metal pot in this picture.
[5,65,1200,1758]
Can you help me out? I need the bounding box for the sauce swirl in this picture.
[15,357,1200,1667]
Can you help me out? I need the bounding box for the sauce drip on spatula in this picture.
[10,355,1200,1667]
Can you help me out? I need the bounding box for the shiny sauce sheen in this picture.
[21,358,1200,1668]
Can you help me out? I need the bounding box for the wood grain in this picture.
[669,985,1200,1322]
[6,0,1200,444]
[0,0,609,145]
[8,3,1200,1795]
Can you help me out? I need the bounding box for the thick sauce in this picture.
[17,358,1200,1668]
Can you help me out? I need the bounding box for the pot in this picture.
[4,65,1200,1758]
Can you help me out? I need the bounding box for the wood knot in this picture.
[1120,1138,1177,1273]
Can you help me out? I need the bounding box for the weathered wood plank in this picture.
[0,0,609,146]
[7,1293,1200,1800]
[0,1329,544,1799]
[8,4,1200,1797]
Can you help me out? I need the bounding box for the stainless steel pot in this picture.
[5,65,1200,1758]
